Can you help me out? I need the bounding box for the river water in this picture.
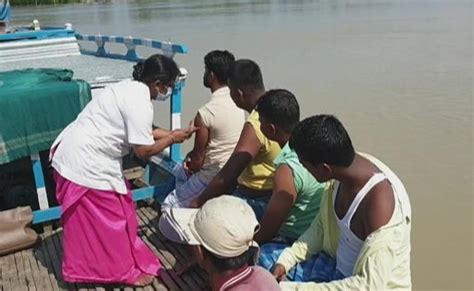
[9,0,473,289]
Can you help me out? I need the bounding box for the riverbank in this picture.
[10,0,98,6]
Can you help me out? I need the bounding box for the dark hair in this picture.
[289,115,355,167]
[204,248,253,272]
[133,54,180,85]
[256,89,300,133]
[228,59,264,92]
[204,50,235,84]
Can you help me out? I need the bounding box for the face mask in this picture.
[156,87,173,101]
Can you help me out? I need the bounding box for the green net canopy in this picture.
[0,68,91,165]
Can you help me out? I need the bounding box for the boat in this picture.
[0,17,204,290]
[1,19,188,221]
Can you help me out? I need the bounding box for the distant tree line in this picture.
[11,0,86,6]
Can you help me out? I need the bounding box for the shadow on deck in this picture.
[0,206,209,291]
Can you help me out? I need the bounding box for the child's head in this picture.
[289,115,356,182]
[228,59,265,109]
[256,89,300,142]
[203,50,235,88]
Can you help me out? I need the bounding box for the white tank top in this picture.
[333,173,387,277]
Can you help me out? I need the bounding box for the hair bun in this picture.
[133,62,145,81]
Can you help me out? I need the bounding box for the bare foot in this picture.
[132,274,154,287]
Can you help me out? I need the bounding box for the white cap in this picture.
[159,195,259,258]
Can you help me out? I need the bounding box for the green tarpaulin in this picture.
[0,68,91,165]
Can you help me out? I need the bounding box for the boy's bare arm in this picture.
[191,123,262,207]
[254,164,297,244]
[363,181,395,239]
[186,113,209,173]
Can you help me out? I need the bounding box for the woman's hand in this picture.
[169,130,188,143]
[134,122,198,160]
[169,121,199,143]
[185,120,199,138]
[271,264,287,282]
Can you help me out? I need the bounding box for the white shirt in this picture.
[195,87,245,183]
[51,80,154,194]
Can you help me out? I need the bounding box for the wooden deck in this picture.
[0,206,209,291]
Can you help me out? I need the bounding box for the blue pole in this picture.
[170,80,184,162]
[30,153,49,210]
[0,0,11,22]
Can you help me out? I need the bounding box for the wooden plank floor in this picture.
[0,206,209,291]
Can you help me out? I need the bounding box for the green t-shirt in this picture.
[274,143,326,240]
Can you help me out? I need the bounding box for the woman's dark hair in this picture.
[289,115,356,167]
[133,54,180,86]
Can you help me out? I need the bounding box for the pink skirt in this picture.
[54,171,161,284]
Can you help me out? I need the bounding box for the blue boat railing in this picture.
[30,33,188,224]
[0,27,76,42]
[75,33,188,61]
